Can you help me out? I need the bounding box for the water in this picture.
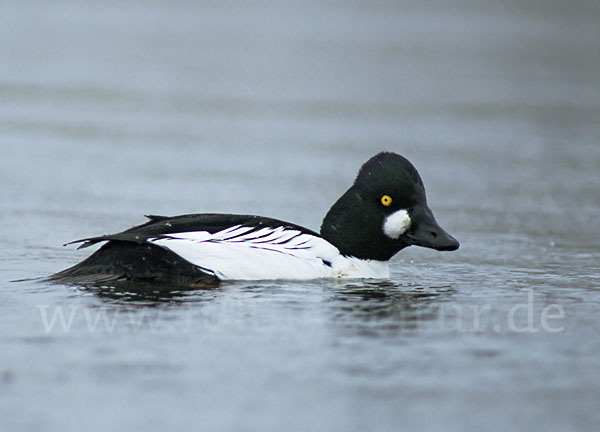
[1,0,599,431]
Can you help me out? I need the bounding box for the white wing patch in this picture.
[149,225,342,280]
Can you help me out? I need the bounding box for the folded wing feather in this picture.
[149,225,340,280]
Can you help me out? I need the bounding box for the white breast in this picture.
[149,225,389,281]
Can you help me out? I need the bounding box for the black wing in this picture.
[66,213,320,249]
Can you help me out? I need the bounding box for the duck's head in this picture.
[320,152,459,261]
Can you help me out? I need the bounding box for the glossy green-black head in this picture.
[320,152,459,261]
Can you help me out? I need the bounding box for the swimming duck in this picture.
[49,152,459,285]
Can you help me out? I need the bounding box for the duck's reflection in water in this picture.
[69,278,455,338]
[328,280,457,335]
[78,280,221,305]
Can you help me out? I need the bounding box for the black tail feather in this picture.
[49,241,219,286]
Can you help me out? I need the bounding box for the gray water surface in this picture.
[1,1,599,431]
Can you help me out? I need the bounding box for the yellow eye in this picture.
[380,195,393,207]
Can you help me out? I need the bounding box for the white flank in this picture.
[382,209,411,239]
[331,257,389,279]
[149,225,389,280]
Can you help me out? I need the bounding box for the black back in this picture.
[70,213,320,249]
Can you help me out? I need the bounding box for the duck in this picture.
[49,152,459,285]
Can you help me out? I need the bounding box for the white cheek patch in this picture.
[383,209,411,239]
